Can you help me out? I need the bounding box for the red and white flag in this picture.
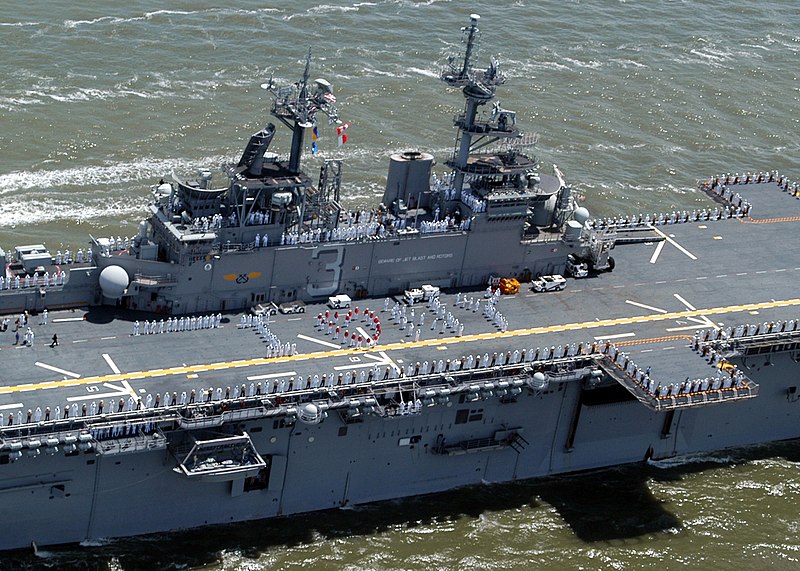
[337,121,350,146]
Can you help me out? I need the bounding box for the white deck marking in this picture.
[649,240,666,264]
[378,351,400,372]
[625,300,668,314]
[356,326,372,341]
[52,317,86,323]
[673,294,697,311]
[666,324,706,332]
[648,224,698,260]
[594,332,635,340]
[334,361,385,371]
[334,350,397,371]
[68,391,124,402]
[296,333,340,349]
[102,353,121,374]
[673,294,715,328]
[35,362,81,378]
[0,403,23,411]
[246,371,297,381]
[66,380,137,402]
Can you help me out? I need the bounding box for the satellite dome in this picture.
[298,402,322,425]
[574,207,590,224]
[99,265,129,298]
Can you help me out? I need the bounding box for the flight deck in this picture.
[0,178,797,425]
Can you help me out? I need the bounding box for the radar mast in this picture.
[441,14,515,193]
[263,51,340,173]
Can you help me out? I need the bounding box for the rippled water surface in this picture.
[1,1,799,569]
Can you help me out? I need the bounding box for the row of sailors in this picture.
[694,319,799,345]
[481,288,508,331]
[651,374,746,398]
[104,237,131,252]
[420,216,473,234]
[189,215,223,234]
[433,174,487,212]
[12,344,613,425]
[390,399,424,416]
[439,186,488,213]
[53,248,92,264]
[607,346,748,400]
[588,205,750,231]
[279,221,386,246]
[707,186,753,208]
[705,172,785,187]
[246,211,271,227]
[0,271,66,290]
[341,209,380,226]
[457,189,487,213]
[240,314,294,357]
[133,313,222,335]
[484,303,509,332]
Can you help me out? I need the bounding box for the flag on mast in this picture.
[337,121,350,146]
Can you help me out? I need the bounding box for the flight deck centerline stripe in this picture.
[0,403,23,411]
[648,224,698,260]
[625,300,668,314]
[649,240,665,264]
[296,334,340,349]
[246,371,297,381]
[4,297,800,396]
[594,332,635,340]
[35,362,81,378]
[102,354,121,375]
[52,317,86,323]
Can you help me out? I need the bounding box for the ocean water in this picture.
[1,1,800,569]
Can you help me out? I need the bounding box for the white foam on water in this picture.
[0,197,145,228]
[0,156,229,196]
[407,67,440,79]
[647,453,736,469]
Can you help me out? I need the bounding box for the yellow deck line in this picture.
[1,297,798,395]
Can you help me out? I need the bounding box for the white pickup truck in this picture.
[531,274,567,292]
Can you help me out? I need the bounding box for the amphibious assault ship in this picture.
[0,15,799,552]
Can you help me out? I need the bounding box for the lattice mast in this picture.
[441,14,506,192]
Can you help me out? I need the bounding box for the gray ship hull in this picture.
[1,347,798,551]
